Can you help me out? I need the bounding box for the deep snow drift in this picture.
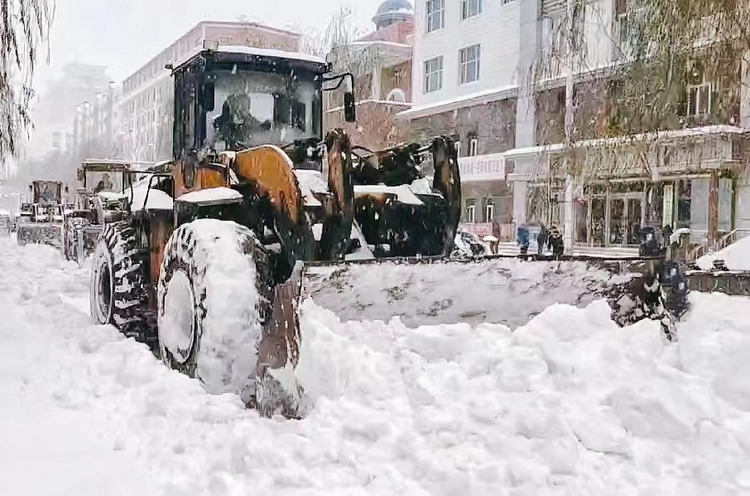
[1,239,750,495]
[697,234,750,271]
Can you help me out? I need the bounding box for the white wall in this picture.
[412,0,522,107]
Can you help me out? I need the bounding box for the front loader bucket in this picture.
[257,255,682,418]
[300,257,658,329]
[17,223,62,248]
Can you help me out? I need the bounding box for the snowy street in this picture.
[2,238,750,495]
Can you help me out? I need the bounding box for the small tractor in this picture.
[63,161,135,263]
[0,210,11,237]
[89,44,684,418]
[16,180,65,247]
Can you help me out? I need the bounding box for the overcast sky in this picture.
[38,0,386,87]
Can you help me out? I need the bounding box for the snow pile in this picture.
[129,181,173,212]
[1,239,750,495]
[294,170,327,207]
[696,234,750,271]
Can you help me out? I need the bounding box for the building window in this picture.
[424,56,444,93]
[461,0,482,19]
[426,0,445,33]
[484,198,495,223]
[469,137,479,156]
[687,62,715,116]
[459,44,481,84]
[465,200,477,223]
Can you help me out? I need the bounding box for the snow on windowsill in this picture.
[397,85,519,120]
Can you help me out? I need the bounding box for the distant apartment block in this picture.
[118,21,303,163]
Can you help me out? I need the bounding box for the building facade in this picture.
[18,64,113,184]
[398,0,750,252]
[118,21,303,164]
[324,1,415,150]
[399,0,522,241]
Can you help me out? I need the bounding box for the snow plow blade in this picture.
[16,223,63,248]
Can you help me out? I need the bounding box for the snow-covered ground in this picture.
[1,238,750,495]
[697,234,750,272]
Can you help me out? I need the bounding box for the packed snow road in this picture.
[1,239,750,495]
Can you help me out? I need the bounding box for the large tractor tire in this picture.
[64,216,92,262]
[157,219,274,404]
[90,221,150,341]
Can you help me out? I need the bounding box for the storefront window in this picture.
[591,198,606,247]
[676,180,692,229]
[646,183,663,227]
[575,199,588,243]
[719,178,733,232]
[627,198,642,244]
[610,198,625,245]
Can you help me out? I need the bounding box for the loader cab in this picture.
[170,45,355,190]
[172,47,326,158]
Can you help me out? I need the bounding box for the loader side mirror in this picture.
[202,82,215,112]
[344,91,356,122]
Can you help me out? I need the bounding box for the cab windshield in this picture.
[205,67,322,152]
[87,172,125,194]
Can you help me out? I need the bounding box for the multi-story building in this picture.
[26,64,112,159]
[17,63,112,183]
[324,0,414,150]
[118,21,303,163]
[398,0,521,241]
[399,0,750,253]
[72,81,118,160]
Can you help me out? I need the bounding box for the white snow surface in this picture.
[129,180,174,212]
[696,234,750,271]
[2,239,750,495]
[294,170,327,207]
[177,186,243,204]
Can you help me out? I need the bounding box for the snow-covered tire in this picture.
[64,216,92,261]
[157,219,273,401]
[90,221,150,339]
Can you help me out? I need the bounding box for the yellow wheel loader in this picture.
[89,44,686,417]
[16,180,65,248]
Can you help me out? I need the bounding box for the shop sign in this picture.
[459,153,506,182]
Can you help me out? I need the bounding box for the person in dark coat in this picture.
[547,225,564,259]
[537,223,549,255]
[517,225,530,255]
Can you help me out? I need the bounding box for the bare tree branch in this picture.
[0,0,52,164]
